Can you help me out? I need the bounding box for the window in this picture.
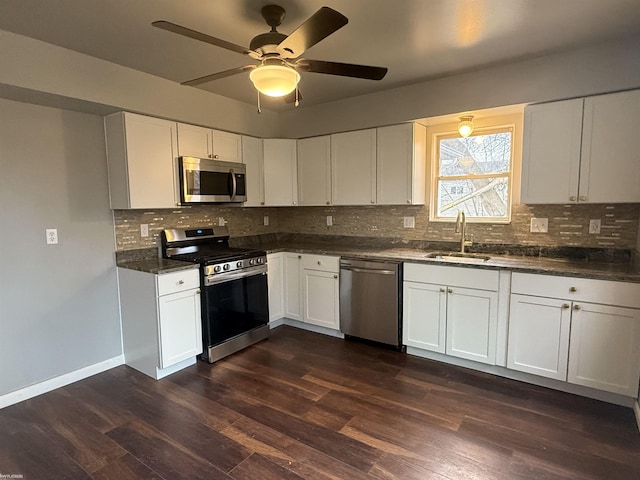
[431,126,514,223]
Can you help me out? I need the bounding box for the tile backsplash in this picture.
[114,203,639,252]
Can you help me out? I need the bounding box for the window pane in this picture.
[437,177,509,218]
[439,131,512,177]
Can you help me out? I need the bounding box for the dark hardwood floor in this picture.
[1,325,639,479]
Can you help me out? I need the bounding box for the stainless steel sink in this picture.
[424,252,491,263]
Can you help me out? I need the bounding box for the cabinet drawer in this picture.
[404,263,499,291]
[157,269,199,296]
[302,254,339,273]
[511,273,640,309]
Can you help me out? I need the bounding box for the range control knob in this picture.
[249,258,256,265]
[236,261,243,268]
[213,265,221,273]
[257,257,264,264]
[223,264,230,271]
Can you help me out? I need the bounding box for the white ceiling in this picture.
[1,0,639,111]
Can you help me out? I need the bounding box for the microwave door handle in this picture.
[229,169,237,200]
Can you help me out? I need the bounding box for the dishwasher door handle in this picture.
[341,266,397,275]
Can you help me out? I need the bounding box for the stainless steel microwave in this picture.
[179,157,247,204]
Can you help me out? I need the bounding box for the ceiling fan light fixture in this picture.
[458,116,474,138]
[249,64,300,97]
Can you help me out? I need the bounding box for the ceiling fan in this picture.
[152,4,388,106]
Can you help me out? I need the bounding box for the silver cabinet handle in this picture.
[317,261,321,265]
[573,304,581,311]
[569,287,577,293]
[447,288,453,294]
[579,196,587,201]
[196,289,201,294]
[562,303,570,309]
[298,255,302,259]
[178,280,184,285]
[213,154,219,159]
[569,195,577,201]
[208,154,212,158]
[370,200,375,204]
[439,287,445,293]
[333,275,338,279]
[326,201,330,205]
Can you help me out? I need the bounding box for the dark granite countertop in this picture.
[257,240,640,283]
[116,256,198,275]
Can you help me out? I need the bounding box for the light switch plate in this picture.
[403,216,415,228]
[140,224,149,237]
[46,228,58,245]
[263,215,269,226]
[589,219,601,234]
[326,215,333,226]
[530,217,548,233]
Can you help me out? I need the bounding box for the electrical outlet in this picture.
[46,228,58,245]
[263,215,269,226]
[530,217,548,233]
[589,219,601,234]
[218,217,226,226]
[326,215,333,226]
[403,216,415,229]
[140,224,149,237]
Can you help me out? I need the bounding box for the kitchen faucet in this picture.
[455,210,473,253]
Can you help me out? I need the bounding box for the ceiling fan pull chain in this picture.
[295,87,299,107]
[257,91,262,114]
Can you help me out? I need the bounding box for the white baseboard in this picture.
[269,318,285,329]
[282,318,344,339]
[634,400,640,432]
[0,355,124,409]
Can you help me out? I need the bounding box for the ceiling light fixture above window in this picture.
[458,116,474,138]
[249,63,300,98]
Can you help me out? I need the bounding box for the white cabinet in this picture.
[283,253,303,321]
[117,267,202,380]
[403,263,499,365]
[331,129,377,205]
[176,123,242,163]
[263,139,298,206]
[267,253,284,323]
[104,112,178,209]
[508,273,640,396]
[242,135,265,207]
[297,136,332,206]
[376,123,426,205]
[521,89,640,204]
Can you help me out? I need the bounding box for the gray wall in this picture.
[0,99,121,396]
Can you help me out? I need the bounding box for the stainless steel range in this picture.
[161,226,269,363]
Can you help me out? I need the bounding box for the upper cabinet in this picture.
[377,123,426,205]
[331,129,377,205]
[105,112,178,209]
[297,136,332,206]
[263,139,298,206]
[521,90,640,204]
[242,135,265,207]
[176,123,242,163]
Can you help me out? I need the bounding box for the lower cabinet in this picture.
[266,253,284,322]
[267,252,340,330]
[508,273,640,397]
[118,267,202,380]
[403,263,499,365]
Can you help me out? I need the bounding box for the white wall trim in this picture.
[634,400,640,432]
[0,355,124,409]
[282,318,344,339]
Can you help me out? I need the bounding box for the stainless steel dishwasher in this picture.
[339,258,402,348]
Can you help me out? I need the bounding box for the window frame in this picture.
[429,123,516,224]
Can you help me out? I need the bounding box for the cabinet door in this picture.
[331,129,376,205]
[402,281,446,353]
[263,139,298,206]
[580,89,640,203]
[507,294,570,380]
[521,99,583,204]
[568,302,640,396]
[298,136,332,206]
[377,123,426,205]
[283,253,302,320]
[303,269,339,329]
[212,130,242,163]
[242,136,265,207]
[176,123,212,159]
[158,288,202,369]
[446,286,497,365]
[267,253,284,322]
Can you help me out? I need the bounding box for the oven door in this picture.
[201,270,269,349]
[180,156,247,203]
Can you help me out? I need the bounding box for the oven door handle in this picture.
[229,169,237,201]
[204,265,267,286]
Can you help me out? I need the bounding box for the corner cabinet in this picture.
[104,112,179,209]
[331,129,377,205]
[266,253,284,323]
[176,122,242,163]
[263,139,298,206]
[117,267,202,380]
[508,273,640,397]
[521,89,640,204]
[242,135,265,207]
[403,263,500,365]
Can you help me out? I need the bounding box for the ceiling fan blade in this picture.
[152,20,256,57]
[181,65,255,86]
[296,60,388,80]
[283,89,303,104]
[278,7,348,58]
